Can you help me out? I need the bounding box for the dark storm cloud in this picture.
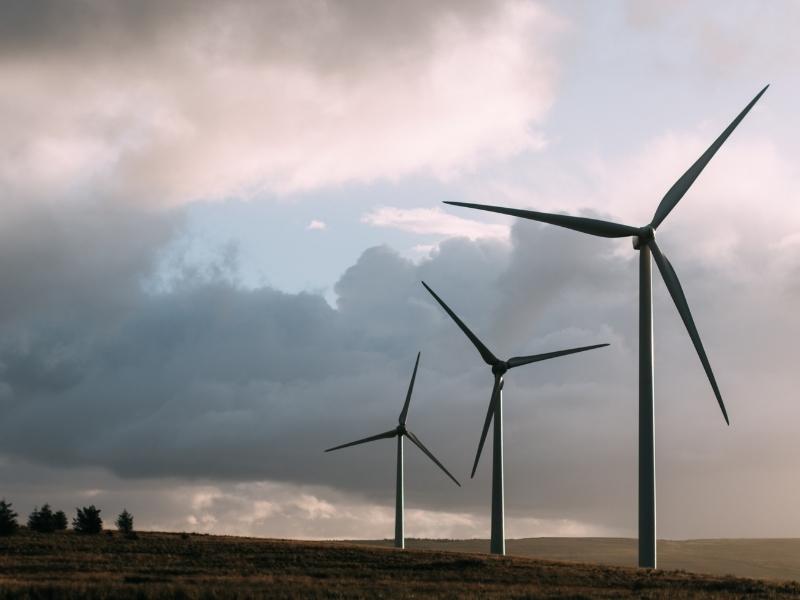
[0,203,176,327]
[0,210,615,506]
[0,0,492,68]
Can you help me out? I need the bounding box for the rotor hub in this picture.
[491,362,508,376]
[632,226,655,250]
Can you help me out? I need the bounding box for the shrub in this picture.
[73,505,103,534]
[0,499,19,535]
[28,504,56,533]
[116,509,134,535]
[53,510,68,531]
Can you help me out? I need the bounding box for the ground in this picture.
[1,530,800,599]
[359,537,800,582]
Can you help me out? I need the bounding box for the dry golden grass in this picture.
[1,529,800,598]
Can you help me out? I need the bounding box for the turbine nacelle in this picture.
[491,362,508,376]
[632,226,656,250]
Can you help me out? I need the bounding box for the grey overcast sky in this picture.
[1,0,800,540]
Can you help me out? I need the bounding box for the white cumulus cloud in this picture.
[362,206,510,241]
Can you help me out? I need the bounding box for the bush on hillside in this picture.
[0,499,19,535]
[28,504,56,533]
[116,509,134,535]
[53,510,68,531]
[73,505,103,534]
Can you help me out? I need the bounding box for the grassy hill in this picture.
[2,530,800,598]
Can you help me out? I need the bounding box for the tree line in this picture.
[0,499,134,537]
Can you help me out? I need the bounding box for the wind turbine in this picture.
[442,85,768,568]
[324,352,460,549]
[421,281,608,555]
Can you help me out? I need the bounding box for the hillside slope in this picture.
[1,530,800,599]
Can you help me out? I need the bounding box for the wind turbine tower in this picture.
[325,352,460,549]
[422,281,608,555]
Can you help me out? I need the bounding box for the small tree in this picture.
[53,510,68,531]
[28,504,56,533]
[73,505,102,534]
[116,509,134,535]
[0,499,19,536]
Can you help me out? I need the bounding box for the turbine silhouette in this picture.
[325,352,460,549]
[421,281,608,555]
[443,85,768,568]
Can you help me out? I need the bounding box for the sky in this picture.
[2,0,800,540]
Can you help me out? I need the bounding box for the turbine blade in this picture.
[405,430,461,487]
[444,202,639,238]
[471,376,501,478]
[399,352,421,425]
[651,85,769,229]
[324,428,398,453]
[507,343,609,369]
[649,240,729,424]
[421,281,499,366]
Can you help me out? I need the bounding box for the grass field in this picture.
[357,537,800,582]
[2,530,800,599]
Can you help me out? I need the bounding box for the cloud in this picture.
[362,206,510,241]
[622,1,799,78]
[0,201,177,328]
[0,0,563,207]
[1,84,797,538]
[409,244,438,262]
[306,220,327,231]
